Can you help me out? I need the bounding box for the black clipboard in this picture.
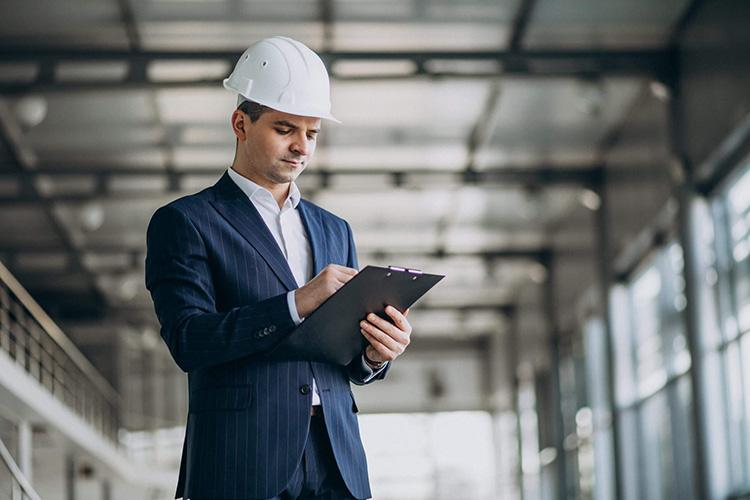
[265,265,445,365]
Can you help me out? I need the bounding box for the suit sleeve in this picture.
[342,220,390,384]
[145,205,296,372]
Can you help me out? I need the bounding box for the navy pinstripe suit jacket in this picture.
[145,172,386,500]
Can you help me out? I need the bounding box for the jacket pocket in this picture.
[189,385,253,413]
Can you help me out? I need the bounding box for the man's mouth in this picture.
[282,159,303,167]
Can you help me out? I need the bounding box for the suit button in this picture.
[269,325,276,333]
[299,384,311,395]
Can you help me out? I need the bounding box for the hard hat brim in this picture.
[226,80,341,124]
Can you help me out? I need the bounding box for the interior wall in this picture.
[679,0,750,174]
[604,84,675,268]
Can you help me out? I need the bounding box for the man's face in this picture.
[238,109,321,186]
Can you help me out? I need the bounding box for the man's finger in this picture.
[361,330,396,359]
[385,306,410,332]
[367,312,409,341]
[365,314,402,340]
[361,322,401,351]
[360,321,403,353]
[328,264,358,275]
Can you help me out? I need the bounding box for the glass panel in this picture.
[695,198,724,350]
[639,390,672,500]
[617,408,641,500]
[611,285,636,407]
[670,376,696,499]
[583,317,615,500]
[628,243,690,400]
[630,265,665,395]
[725,342,746,485]
[741,334,750,483]
[727,165,750,334]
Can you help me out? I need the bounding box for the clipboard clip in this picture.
[388,265,423,275]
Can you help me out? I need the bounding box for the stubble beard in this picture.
[268,163,300,185]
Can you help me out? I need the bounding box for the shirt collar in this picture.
[227,167,301,209]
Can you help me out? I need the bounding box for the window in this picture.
[611,240,696,500]
[708,161,750,492]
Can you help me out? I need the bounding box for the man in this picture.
[145,36,412,500]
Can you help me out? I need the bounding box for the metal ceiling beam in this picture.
[508,0,538,52]
[462,0,541,174]
[0,166,602,207]
[1,245,551,262]
[667,0,706,48]
[464,82,503,174]
[319,0,334,52]
[27,164,601,180]
[115,0,142,52]
[0,48,671,93]
[0,165,601,203]
[105,301,514,316]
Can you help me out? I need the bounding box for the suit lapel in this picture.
[297,200,326,275]
[209,172,298,291]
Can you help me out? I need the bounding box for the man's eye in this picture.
[276,129,291,135]
[307,134,318,141]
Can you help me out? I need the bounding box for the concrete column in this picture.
[17,420,32,484]
[666,74,711,500]
[541,252,567,500]
[488,306,520,499]
[102,478,112,500]
[593,177,624,500]
[507,308,525,500]
[65,453,76,500]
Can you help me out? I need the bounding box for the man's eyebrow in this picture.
[273,120,297,128]
[273,120,320,133]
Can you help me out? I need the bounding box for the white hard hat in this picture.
[223,36,340,123]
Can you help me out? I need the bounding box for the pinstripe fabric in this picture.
[145,172,387,500]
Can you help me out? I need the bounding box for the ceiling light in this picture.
[423,59,501,76]
[13,95,47,129]
[148,60,231,82]
[79,202,105,232]
[528,263,548,284]
[332,60,417,78]
[118,275,140,301]
[577,188,601,210]
[576,80,604,117]
[141,327,160,350]
[649,80,671,101]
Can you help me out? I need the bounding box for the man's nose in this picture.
[290,134,310,156]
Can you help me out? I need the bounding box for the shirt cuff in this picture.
[287,290,304,326]
[360,354,388,382]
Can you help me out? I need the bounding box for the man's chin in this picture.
[282,166,304,181]
[271,172,299,184]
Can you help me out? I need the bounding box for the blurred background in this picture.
[0,0,748,499]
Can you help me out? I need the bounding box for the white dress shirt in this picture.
[227,167,325,404]
[227,168,384,404]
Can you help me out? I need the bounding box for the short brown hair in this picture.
[237,100,270,123]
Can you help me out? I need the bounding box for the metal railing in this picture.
[0,437,41,500]
[0,259,119,442]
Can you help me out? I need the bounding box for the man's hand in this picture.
[360,306,412,365]
[295,264,358,318]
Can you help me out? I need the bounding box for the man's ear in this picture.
[231,109,247,141]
